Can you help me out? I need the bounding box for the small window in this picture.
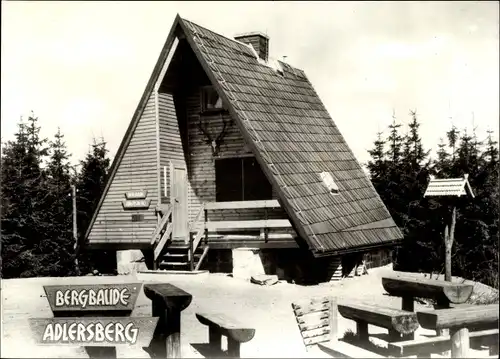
[201,86,223,112]
[320,171,340,195]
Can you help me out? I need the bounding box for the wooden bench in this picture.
[388,328,499,358]
[387,304,499,358]
[143,283,192,359]
[291,296,384,358]
[382,273,474,311]
[382,272,474,342]
[337,301,419,342]
[196,312,255,358]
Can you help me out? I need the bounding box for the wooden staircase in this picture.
[151,204,209,271]
[160,244,209,270]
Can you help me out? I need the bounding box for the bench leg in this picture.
[490,343,499,356]
[356,321,369,341]
[149,302,182,358]
[451,327,469,358]
[227,338,241,358]
[400,296,415,341]
[388,329,401,342]
[209,327,222,349]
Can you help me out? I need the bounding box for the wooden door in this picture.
[170,160,188,242]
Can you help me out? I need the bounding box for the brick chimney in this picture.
[234,32,269,62]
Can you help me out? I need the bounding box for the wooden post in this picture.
[445,206,457,282]
[329,297,338,344]
[356,321,369,341]
[435,299,451,357]
[204,208,208,245]
[450,326,469,358]
[401,296,415,340]
[71,185,80,276]
[144,284,192,358]
[208,327,222,348]
[189,232,194,271]
[227,338,241,358]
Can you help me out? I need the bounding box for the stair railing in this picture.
[151,204,173,268]
[188,204,207,270]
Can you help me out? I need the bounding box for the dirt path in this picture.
[1,265,494,358]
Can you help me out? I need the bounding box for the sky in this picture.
[1,1,499,167]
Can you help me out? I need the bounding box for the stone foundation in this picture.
[116,250,148,275]
[182,247,393,283]
[232,248,266,280]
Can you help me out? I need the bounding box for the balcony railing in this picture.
[188,199,296,251]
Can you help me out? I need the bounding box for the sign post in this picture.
[30,283,157,358]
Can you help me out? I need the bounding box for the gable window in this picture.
[201,86,223,112]
[215,157,272,201]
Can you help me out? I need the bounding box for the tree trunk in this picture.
[444,206,457,282]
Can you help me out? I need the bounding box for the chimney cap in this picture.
[234,31,269,40]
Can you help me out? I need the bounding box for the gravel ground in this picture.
[1,265,497,358]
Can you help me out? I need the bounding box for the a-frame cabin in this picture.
[85,15,403,282]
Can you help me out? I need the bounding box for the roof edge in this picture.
[311,240,402,258]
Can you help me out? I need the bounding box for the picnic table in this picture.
[382,272,474,341]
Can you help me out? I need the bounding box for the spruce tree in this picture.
[76,138,111,274]
[1,115,49,278]
[40,127,75,276]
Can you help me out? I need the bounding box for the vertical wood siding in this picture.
[186,87,286,222]
[158,92,186,205]
[88,94,159,244]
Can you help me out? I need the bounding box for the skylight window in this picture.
[320,172,340,195]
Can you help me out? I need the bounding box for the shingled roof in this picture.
[86,15,403,257]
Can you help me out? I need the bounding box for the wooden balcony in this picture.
[189,200,299,250]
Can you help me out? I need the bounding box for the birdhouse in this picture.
[423,174,474,198]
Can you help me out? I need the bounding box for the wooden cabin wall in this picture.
[87,93,158,246]
[158,92,188,205]
[185,87,286,222]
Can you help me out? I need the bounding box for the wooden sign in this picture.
[30,317,158,347]
[122,199,151,210]
[125,190,148,200]
[43,284,141,313]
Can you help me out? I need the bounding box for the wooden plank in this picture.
[298,319,329,332]
[338,302,419,335]
[195,246,209,271]
[387,328,499,357]
[293,301,330,316]
[154,223,172,260]
[150,210,171,245]
[196,312,255,343]
[292,296,332,308]
[318,341,385,358]
[207,241,299,249]
[416,305,499,330]
[205,219,292,230]
[296,311,330,325]
[143,281,192,359]
[204,200,281,210]
[303,333,330,346]
[302,326,330,339]
[191,229,204,254]
[29,317,158,347]
[382,274,473,304]
[189,204,205,232]
[43,284,142,313]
